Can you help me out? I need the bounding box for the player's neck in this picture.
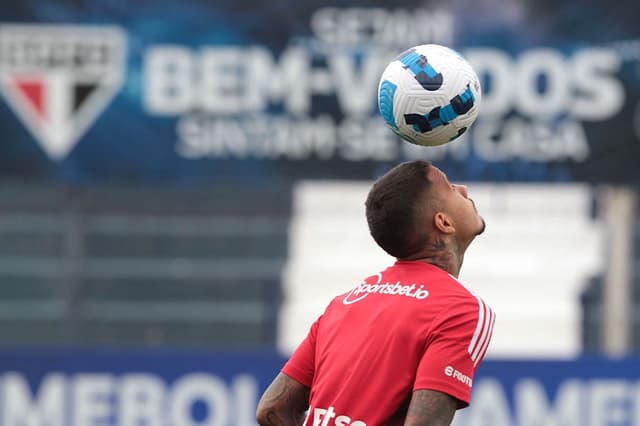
[405,234,464,277]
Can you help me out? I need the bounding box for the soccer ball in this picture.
[377,44,482,147]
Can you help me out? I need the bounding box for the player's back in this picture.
[299,260,487,426]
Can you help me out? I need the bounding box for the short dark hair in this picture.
[365,160,433,259]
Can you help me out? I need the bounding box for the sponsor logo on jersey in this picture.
[309,406,366,426]
[0,24,126,160]
[444,365,472,387]
[342,272,429,304]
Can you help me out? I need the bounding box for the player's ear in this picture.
[433,212,455,234]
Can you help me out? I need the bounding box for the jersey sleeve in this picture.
[414,295,495,408]
[281,316,321,387]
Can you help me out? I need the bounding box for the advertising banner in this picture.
[0,349,278,426]
[454,357,640,426]
[0,350,638,425]
[0,0,639,183]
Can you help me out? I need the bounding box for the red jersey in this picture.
[282,260,495,426]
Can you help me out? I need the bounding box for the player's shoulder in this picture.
[435,274,493,317]
[427,270,478,299]
[443,274,478,296]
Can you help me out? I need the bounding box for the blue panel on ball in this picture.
[397,49,443,91]
[452,85,475,114]
[378,79,398,129]
[403,85,476,133]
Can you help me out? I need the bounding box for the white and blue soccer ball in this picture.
[378,44,482,147]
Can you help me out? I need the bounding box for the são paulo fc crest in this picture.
[0,24,126,160]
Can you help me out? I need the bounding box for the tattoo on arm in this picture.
[256,373,310,426]
[404,389,457,426]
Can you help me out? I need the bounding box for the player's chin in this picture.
[475,217,486,236]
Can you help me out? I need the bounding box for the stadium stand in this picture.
[0,184,290,346]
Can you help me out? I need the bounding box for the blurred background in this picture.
[0,0,639,424]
